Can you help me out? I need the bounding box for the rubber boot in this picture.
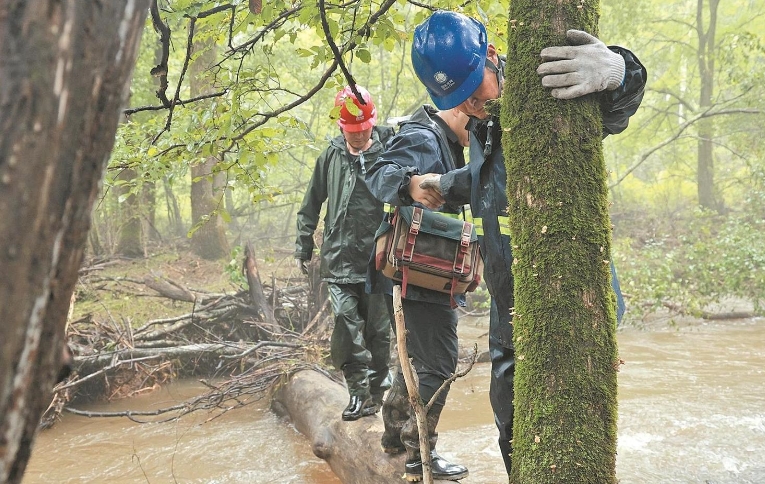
[401,405,468,481]
[342,394,375,421]
[368,367,392,416]
[365,391,384,417]
[380,373,409,454]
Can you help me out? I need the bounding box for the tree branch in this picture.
[610,106,761,188]
[149,0,172,108]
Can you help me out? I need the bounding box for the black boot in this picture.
[342,395,374,421]
[404,451,469,482]
[342,395,379,421]
[363,390,385,417]
[380,373,409,454]
[401,405,468,481]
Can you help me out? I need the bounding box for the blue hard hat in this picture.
[411,11,488,110]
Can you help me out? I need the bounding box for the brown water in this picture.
[23,316,765,484]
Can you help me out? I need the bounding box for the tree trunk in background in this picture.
[143,181,159,241]
[164,176,186,238]
[189,34,229,260]
[116,166,144,257]
[696,0,719,211]
[0,2,149,482]
[503,1,619,483]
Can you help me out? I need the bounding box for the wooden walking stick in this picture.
[392,285,434,483]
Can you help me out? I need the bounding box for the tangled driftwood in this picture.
[42,244,333,428]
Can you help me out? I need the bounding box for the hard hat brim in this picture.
[337,115,377,132]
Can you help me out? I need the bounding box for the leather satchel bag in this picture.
[375,206,482,307]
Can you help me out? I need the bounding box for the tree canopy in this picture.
[107,0,765,314]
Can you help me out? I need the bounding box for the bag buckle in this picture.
[460,222,472,247]
[410,207,423,235]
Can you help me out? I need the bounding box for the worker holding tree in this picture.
[364,106,471,481]
[294,85,395,421]
[408,11,646,478]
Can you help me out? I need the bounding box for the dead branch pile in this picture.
[42,244,334,429]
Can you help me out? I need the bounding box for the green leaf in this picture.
[356,49,371,63]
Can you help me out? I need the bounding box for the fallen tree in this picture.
[273,370,403,483]
[272,369,471,484]
[41,248,333,427]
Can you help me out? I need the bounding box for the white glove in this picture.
[296,259,308,275]
[537,30,626,100]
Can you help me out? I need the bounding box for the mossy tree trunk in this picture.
[502,1,619,483]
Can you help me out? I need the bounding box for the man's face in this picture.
[456,66,501,120]
[342,126,373,151]
[456,44,501,120]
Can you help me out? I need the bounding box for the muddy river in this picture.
[23,316,765,483]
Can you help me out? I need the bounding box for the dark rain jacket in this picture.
[295,125,395,284]
[364,105,467,306]
[439,47,646,332]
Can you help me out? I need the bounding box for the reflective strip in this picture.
[498,216,511,236]
[473,216,484,236]
[473,216,511,236]
[383,203,471,221]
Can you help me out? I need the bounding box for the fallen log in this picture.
[143,273,197,302]
[271,369,463,484]
[272,370,402,483]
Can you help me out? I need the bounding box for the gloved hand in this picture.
[296,258,308,275]
[411,174,444,210]
[537,30,626,100]
[417,174,442,194]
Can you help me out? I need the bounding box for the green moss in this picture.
[502,1,619,483]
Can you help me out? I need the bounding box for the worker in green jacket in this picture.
[294,85,395,420]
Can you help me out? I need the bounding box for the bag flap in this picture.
[397,206,477,243]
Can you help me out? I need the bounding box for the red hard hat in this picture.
[334,85,377,132]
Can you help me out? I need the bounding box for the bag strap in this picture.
[402,207,422,263]
[449,278,458,309]
[448,220,475,308]
[452,221,473,273]
[400,207,424,298]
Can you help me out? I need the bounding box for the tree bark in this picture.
[503,2,619,483]
[244,241,277,327]
[0,1,149,482]
[163,175,186,237]
[393,285,434,483]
